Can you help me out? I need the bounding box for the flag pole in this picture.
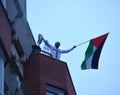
[76,32,110,47]
[76,40,89,47]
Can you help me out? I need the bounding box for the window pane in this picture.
[46,91,57,95]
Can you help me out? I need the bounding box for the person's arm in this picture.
[42,38,52,49]
[59,46,76,53]
[37,34,43,45]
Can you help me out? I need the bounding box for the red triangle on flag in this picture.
[92,33,109,48]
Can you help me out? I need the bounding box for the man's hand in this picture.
[73,45,76,48]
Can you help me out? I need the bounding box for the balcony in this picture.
[24,53,76,95]
[5,0,35,59]
[0,1,11,58]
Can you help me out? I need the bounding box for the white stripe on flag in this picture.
[86,46,97,69]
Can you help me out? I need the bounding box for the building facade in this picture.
[0,0,76,95]
[0,0,35,95]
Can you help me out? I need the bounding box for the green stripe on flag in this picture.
[81,41,93,69]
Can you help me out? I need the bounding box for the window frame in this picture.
[46,85,65,95]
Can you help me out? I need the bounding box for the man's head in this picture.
[55,41,60,48]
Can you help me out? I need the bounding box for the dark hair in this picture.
[55,41,60,48]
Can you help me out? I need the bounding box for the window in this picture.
[46,91,57,95]
[46,85,65,95]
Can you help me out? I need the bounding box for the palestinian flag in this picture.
[81,33,109,70]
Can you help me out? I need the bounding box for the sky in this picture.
[27,0,120,95]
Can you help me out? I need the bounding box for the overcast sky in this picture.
[27,0,120,95]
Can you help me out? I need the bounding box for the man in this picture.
[42,38,76,60]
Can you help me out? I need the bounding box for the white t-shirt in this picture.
[44,41,75,60]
